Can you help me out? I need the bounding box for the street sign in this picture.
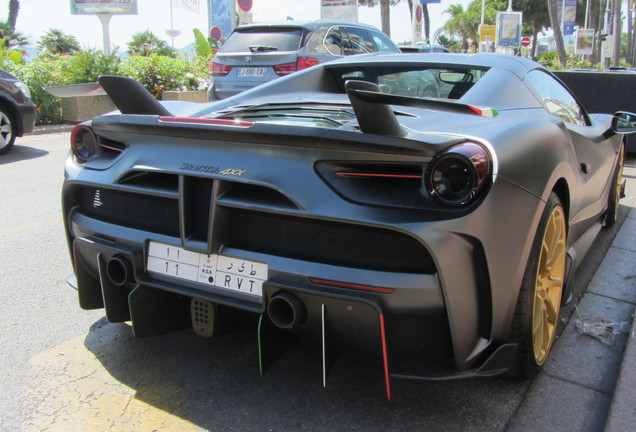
[237,0,252,12]
[521,36,531,47]
[210,26,222,41]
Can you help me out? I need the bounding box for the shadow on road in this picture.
[0,145,49,165]
[81,316,528,431]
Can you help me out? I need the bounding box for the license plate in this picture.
[146,242,267,297]
[237,67,266,77]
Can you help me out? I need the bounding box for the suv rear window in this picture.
[220,27,303,53]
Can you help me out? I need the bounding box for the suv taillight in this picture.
[297,57,319,70]
[210,61,233,77]
[273,57,319,76]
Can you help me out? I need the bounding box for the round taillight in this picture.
[70,124,97,163]
[425,142,492,207]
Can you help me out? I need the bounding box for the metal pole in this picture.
[170,0,175,48]
[97,13,112,55]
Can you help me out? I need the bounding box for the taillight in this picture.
[424,142,492,207]
[274,57,319,76]
[210,61,232,76]
[297,57,319,70]
[273,62,297,76]
[70,124,97,163]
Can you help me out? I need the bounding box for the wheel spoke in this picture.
[532,204,566,365]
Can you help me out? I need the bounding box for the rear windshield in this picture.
[220,27,303,53]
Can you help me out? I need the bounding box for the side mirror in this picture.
[611,111,636,134]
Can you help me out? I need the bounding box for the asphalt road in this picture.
[0,132,628,432]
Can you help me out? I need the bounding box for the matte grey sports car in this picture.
[62,53,633,399]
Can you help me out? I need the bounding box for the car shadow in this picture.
[0,145,49,165]
[82,316,528,431]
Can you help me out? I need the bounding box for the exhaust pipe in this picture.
[267,292,307,329]
[106,255,132,286]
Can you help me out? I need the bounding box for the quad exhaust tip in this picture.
[267,292,307,329]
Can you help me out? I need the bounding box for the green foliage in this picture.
[0,38,25,66]
[60,49,121,84]
[120,54,209,99]
[37,29,81,55]
[538,52,599,70]
[127,30,177,57]
[8,48,209,124]
[7,59,64,124]
[0,22,29,48]
[193,28,213,58]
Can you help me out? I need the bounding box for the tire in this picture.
[0,105,16,155]
[509,192,567,378]
[605,142,625,228]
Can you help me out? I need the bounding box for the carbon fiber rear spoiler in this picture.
[345,80,498,136]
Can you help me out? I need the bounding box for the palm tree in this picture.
[438,4,472,52]
[358,0,402,37]
[38,29,81,54]
[0,23,29,48]
[127,30,176,57]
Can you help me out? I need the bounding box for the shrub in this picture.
[120,54,209,98]
[8,59,65,124]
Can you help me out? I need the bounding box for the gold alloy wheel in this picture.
[615,145,625,210]
[532,205,566,365]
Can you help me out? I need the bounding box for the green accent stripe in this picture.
[257,314,264,376]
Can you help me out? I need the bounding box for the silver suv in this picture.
[208,20,400,100]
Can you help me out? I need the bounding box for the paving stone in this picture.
[507,373,609,432]
[586,247,636,303]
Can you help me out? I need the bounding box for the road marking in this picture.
[0,216,62,236]
[22,335,197,432]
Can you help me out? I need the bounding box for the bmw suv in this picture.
[208,20,400,100]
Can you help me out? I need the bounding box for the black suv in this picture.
[0,69,36,155]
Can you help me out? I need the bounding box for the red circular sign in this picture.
[415,5,422,23]
[210,26,222,41]
[237,0,252,12]
[521,36,531,47]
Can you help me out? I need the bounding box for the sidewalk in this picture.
[30,123,74,135]
[508,156,636,431]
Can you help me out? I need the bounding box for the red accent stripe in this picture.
[379,314,391,401]
[467,105,482,115]
[98,143,124,152]
[309,278,395,294]
[158,116,253,127]
[336,172,421,179]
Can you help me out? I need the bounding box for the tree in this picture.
[547,0,567,65]
[127,30,177,57]
[358,0,401,37]
[0,22,29,48]
[38,29,81,55]
[437,4,473,51]
[513,0,550,59]
[6,0,19,33]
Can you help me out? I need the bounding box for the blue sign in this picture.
[419,0,441,4]
[209,0,233,42]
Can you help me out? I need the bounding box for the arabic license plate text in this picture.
[146,242,267,297]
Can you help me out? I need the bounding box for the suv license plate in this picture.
[238,67,266,77]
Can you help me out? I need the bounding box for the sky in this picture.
[0,0,471,52]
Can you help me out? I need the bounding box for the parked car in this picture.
[208,20,400,100]
[64,53,632,398]
[399,44,449,53]
[0,69,36,154]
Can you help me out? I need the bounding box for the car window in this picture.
[369,30,399,53]
[339,66,488,99]
[343,27,375,55]
[220,27,303,53]
[324,26,344,56]
[525,70,587,125]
